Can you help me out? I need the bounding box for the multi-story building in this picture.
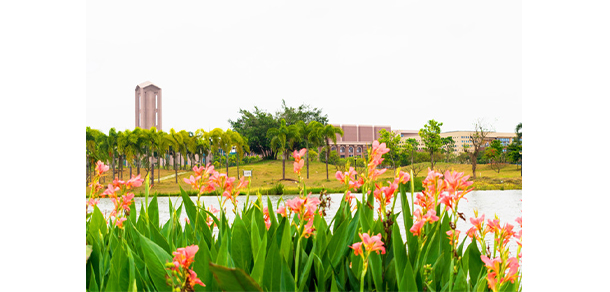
[327,124,391,158]
[402,130,519,153]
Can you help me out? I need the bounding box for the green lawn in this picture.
[90,160,522,196]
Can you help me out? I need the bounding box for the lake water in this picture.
[92,190,522,255]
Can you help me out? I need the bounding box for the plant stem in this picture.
[360,262,367,292]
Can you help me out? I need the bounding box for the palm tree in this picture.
[86,127,103,184]
[318,124,344,180]
[142,127,158,186]
[166,128,185,183]
[155,130,170,183]
[194,129,212,166]
[209,128,236,175]
[229,131,249,179]
[296,120,323,179]
[267,119,301,180]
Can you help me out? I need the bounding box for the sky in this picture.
[87,0,521,135]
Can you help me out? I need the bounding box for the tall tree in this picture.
[194,129,212,166]
[155,130,170,183]
[166,128,185,183]
[419,120,444,170]
[295,120,324,179]
[229,107,279,160]
[142,127,158,186]
[317,124,344,180]
[275,99,329,125]
[209,128,239,175]
[267,119,301,180]
[467,119,493,178]
[441,136,456,163]
[229,130,249,178]
[377,129,403,169]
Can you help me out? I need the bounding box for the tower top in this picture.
[136,81,161,90]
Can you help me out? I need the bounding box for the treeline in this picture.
[85,127,254,186]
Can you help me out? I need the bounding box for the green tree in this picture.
[295,120,324,179]
[419,120,443,170]
[506,123,522,175]
[267,119,301,180]
[275,99,329,126]
[377,129,403,169]
[317,124,344,180]
[467,119,492,178]
[155,130,170,183]
[166,128,186,183]
[142,127,158,186]
[209,128,234,175]
[229,107,279,159]
[441,136,456,163]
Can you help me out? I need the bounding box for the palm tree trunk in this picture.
[226,154,229,175]
[282,150,286,180]
[325,143,330,180]
[306,145,310,179]
[237,155,240,179]
[174,154,178,183]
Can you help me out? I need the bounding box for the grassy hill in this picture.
[89,160,522,196]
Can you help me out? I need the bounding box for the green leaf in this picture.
[231,214,253,273]
[466,241,484,288]
[89,205,107,237]
[88,261,99,292]
[263,238,282,292]
[216,231,234,268]
[148,194,160,229]
[134,222,173,292]
[368,251,383,292]
[250,233,267,286]
[208,262,263,292]
[280,258,296,292]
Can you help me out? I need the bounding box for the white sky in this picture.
[87,1,521,134]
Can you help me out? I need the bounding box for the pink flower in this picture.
[277,206,287,217]
[410,219,425,236]
[95,160,109,175]
[115,217,127,229]
[294,159,305,175]
[183,175,201,189]
[395,170,410,185]
[184,217,190,224]
[188,269,205,288]
[103,184,120,199]
[443,170,473,194]
[192,165,206,176]
[350,242,363,256]
[263,207,271,230]
[87,198,99,208]
[422,210,439,223]
[172,245,199,269]
[359,232,386,255]
[348,177,364,191]
[302,219,316,238]
[125,174,144,189]
[292,148,307,162]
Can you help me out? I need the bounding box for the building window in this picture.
[349,147,353,153]
[340,147,345,153]
[356,147,361,153]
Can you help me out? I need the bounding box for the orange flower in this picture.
[95,160,109,175]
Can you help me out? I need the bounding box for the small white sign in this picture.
[243,170,252,177]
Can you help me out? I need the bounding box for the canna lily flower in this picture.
[112,178,125,188]
[188,269,205,288]
[302,219,316,238]
[103,184,120,198]
[360,233,386,255]
[125,174,144,189]
[294,159,305,175]
[263,207,271,230]
[192,165,206,177]
[350,242,363,256]
[443,170,473,194]
[184,217,190,224]
[277,206,287,217]
[172,245,199,269]
[348,176,364,191]
[115,217,127,229]
[183,175,201,189]
[395,170,410,185]
[87,198,99,208]
[410,219,425,236]
[95,160,109,175]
